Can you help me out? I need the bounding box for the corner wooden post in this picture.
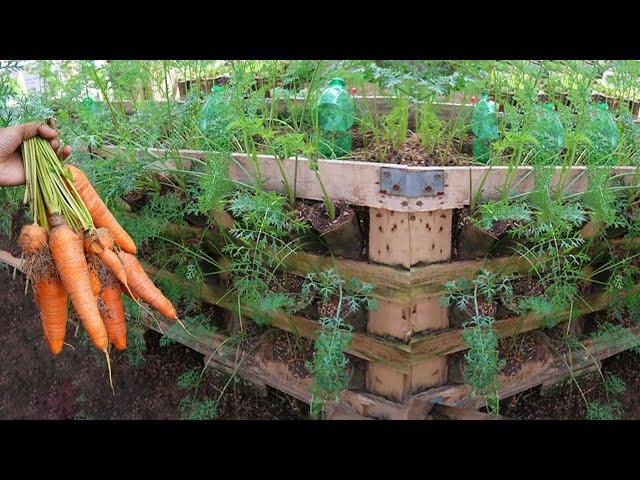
[366,208,452,402]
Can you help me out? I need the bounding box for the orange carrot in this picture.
[19,224,48,255]
[122,284,141,301]
[19,224,68,355]
[48,214,108,351]
[99,283,127,350]
[87,255,102,296]
[119,251,177,320]
[34,278,69,355]
[84,229,130,291]
[65,165,137,254]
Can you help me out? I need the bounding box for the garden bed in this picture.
[67,143,640,417]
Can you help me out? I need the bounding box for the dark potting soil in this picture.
[296,199,367,261]
[0,232,308,420]
[351,131,474,166]
[259,330,313,379]
[296,200,354,234]
[451,207,519,261]
[499,332,549,377]
[500,350,640,420]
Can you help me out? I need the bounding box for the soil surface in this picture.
[501,350,640,420]
[0,233,308,420]
[351,131,474,166]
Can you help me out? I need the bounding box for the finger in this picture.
[50,139,60,151]
[37,124,58,140]
[17,122,42,142]
[61,145,72,160]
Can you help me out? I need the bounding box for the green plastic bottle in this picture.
[317,78,355,158]
[533,103,564,155]
[587,103,619,155]
[81,96,98,114]
[199,85,230,146]
[470,91,498,163]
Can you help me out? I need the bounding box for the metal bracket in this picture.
[379,167,445,197]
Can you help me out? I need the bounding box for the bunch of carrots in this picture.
[19,126,179,380]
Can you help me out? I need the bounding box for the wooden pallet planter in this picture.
[84,145,640,415]
[2,248,639,419]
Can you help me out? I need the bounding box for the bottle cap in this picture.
[329,78,346,88]
[598,103,609,110]
[212,85,223,93]
[544,103,555,110]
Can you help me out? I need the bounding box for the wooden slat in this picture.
[143,263,413,372]
[410,210,453,265]
[369,209,412,268]
[470,165,640,201]
[92,146,640,213]
[229,154,471,213]
[366,203,451,401]
[93,145,471,212]
[147,316,315,405]
[409,286,639,363]
[430,404,505,420]
[415,325,640,410]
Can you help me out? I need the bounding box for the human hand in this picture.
[0,122,72,187]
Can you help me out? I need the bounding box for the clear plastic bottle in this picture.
[317,78,355,158]
[199,85,230,145]
[587,103,619,155]
[533,103,564,154]
[470,91,498,163]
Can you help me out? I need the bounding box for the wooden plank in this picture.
[93,146,640,213]
[409,286,630,362]
[410,297,449,332]
[143,263,413,372]
[340,390,413,420]
[366,300,412,340]
[94,145,471,212]
[470,165,640,201]
[146,316,314,405]
[430,404,505,420]
[369,209,412,268]
[366,364,409,403]
[229,154,471,213]
[414,324,640,410]
[277,97,473,124]
[409,210,453,265]
[366,203,451,401]
[0,250,23,271]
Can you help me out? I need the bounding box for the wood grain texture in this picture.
[93,146,640,213]
[143,263,412,372]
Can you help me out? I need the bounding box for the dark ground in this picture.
[500,351,640,420]
[0,233,308,420]
[3,225,640,420]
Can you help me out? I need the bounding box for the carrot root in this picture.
[49,215,108,351]
[119,252,178,321]
[66,165,137,254]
